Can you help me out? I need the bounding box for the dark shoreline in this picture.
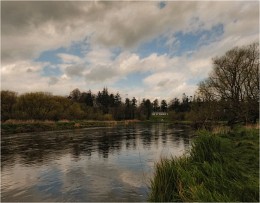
[1,120,142,135]
[1,119,224,135]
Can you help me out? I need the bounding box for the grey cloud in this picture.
[1,1,111,63]
[65,64,86,77]
[2,2,88,33]
[85,65,117,82]
[2,1,200,63]
[2,1,258,67]
[48,77,59,85]
[1,1,116,36]
[26,68,33,73]
[157,79,169,87]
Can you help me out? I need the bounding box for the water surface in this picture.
[1,123,193,202]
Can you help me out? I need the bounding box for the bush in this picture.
[102,114,113,121]
[168,111,186,121]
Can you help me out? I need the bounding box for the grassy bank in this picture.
[149,127,259,202]
[1,120,140,135]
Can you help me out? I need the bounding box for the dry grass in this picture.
[74,123,81,127]
[211,125,231,135]
[4,119,55,124]
[57,119,70,123]
[245,123,259,129]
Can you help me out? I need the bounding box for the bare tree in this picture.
[199,43,259,124]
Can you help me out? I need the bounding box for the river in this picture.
[1,123,193,202]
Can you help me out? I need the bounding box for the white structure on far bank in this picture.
[152,112,168,116]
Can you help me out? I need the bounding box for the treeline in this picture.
[1,88,154,121]
[1,87,196,122]
[1,43,259,125]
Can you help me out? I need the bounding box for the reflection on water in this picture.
[1,123,193,202]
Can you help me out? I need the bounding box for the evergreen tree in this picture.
[131,97,137,119]
[160,100,168,112]
[152,99,159,112]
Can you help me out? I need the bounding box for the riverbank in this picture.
[1,120,140,135]
[1,119,195,135]
[149,126,259,202]
[1,119,225,135]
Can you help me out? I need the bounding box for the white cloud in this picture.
[1,60,43,75]
[142,71,197,101]
[57,53,81,64]
[144,72,185,88]
[187,59,211,76]
[85,48,113,66]
[1,60,86,95]
[1,61,49,93]
[117,53,141,75]
[1,1,259,100]
[3,1,257,63]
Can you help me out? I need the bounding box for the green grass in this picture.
[149,127,259,202]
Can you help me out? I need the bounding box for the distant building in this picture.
[152,112,168,116]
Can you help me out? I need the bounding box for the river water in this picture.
[1,123,193,202]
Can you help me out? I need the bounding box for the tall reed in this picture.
[149,128,259,202]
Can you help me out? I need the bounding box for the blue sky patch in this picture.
[158,1,166,9]
[173,24,224,56]
[136,23,224,59]
[35,39,89,64]
[136,36,170,58]
[35,47,65,64]
[41,65,62,77]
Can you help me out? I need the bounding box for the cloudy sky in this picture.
[1,1,259,101]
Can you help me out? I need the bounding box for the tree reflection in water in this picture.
[2,124,192,168]
[1,124,193,202]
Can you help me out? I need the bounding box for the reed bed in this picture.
[149,127,259,202]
